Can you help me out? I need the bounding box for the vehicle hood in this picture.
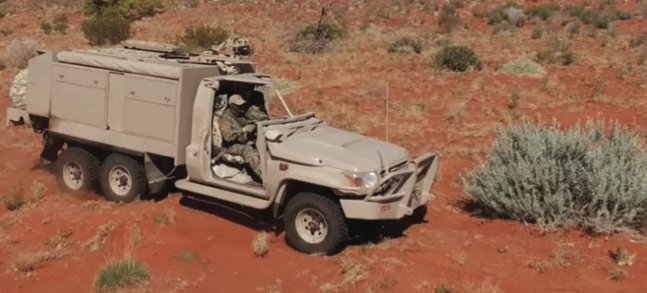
[267,124,409,172]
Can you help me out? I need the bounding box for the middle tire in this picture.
[99,154,148,203]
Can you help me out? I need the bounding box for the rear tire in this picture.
[284,192,348,255]
[55,147,100,193]
[99,154,148,203]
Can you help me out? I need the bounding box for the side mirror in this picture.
[265,130,283,142]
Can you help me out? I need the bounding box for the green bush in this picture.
[387,37,422,54]
[565,5,631,29]
[41,14,68,35]
[95,259,149,291]
[40,22,53,35]
[177,24,229,54]
[526,4,560,20]
[81,13,131,45]
[84,0,163,19]
[52,14,69,34]
[290,23,347,54]
[434,46,481,72]
[463,121,647,233]
[488,3,525,27]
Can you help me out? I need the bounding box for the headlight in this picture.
[343,171,379,191]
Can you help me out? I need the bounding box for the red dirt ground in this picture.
[1,1,647,292]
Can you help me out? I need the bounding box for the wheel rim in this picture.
[109,164,132,197]
[295,208,328,244]
[62,161,84,190]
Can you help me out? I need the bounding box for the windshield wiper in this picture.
[310,120,324,131]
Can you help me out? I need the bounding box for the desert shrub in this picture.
[387,37,422,54]
[5,37,40,69]
[438,2,460,33]
[40,22,53,35]
[565,5,631,29]
[463,120,647,233]
[177,24,229,54]
[95,259,149,291]
[434,46,481,72]
[82,12,131,45]
[84,0,163,19]
[290,23,347,54]
[41,14,69,35]
[526,4,560,20]
[488,3,525,27]
[498,57,545,78]
[536,38,575,66]
[52,14,69,34]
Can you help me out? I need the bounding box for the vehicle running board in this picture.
[175,179,270,209]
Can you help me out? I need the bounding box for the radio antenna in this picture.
[385,81,390,143]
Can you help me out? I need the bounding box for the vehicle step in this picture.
[175,179,270,209]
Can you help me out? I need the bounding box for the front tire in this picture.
[284,192,348,255]
[99,154,148,203]
[55,147,100,193]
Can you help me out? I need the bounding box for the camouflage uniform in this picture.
[218,104,268,179]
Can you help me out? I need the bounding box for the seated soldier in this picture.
[217,94,268,181]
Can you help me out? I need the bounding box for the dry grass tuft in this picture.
[176,249,198,262]
[44,229,73,249]
[608,268,627,281]
[30,180,46,204]
[449,250,468,266]
[4,185,24,211]
[611,246,636,266]
[368,276,397,292]
[528,243,579,272]
[498,57,545,78]
[252,231,269,258]
[338,256,366,290]
[14,250,68,272]
[462,279,503,293]
[0,234,18,246]
[86,223,116,251]
[154,209,176,225]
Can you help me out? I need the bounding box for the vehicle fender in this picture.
[269,168,347,218]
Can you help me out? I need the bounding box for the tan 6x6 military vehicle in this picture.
[7,42,439,254]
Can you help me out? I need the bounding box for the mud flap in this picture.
[40,132,63,162]
[145,153,168,195]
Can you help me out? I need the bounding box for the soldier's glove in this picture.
[242,124,257,133]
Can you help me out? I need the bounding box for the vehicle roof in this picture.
[57,50,211,79]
